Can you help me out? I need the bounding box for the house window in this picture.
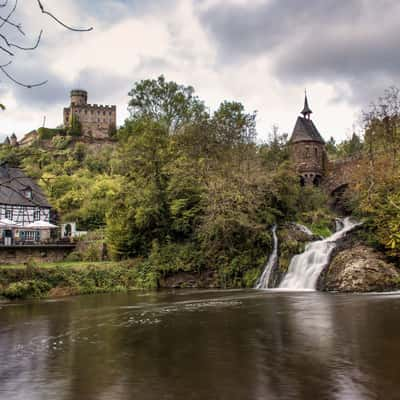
[34,210,41,221]
[20,231,40,241]
[5,210,12,220]
[24,189,32,199]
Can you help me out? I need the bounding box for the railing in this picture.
[0,238,76,247]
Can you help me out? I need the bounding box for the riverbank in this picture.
[0,261,159,300]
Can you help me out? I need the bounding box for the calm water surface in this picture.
[1,289,400,400]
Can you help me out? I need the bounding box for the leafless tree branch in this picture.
[0,0,92,88]
[0,61,48,88]
[37,0,93,32]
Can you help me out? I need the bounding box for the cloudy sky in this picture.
[0,0,398,142]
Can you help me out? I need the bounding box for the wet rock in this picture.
[159,270,219,289]
[324,245,400,292]
[270,224,315,287]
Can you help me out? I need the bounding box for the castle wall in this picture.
[64,104,116,140]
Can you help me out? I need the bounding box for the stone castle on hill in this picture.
[4,89,117,147]
[63,90,117,140]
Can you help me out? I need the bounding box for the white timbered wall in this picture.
[0,204,50,226]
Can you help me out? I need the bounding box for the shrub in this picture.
[38,127,65,140]
[3,280,51,299]
[65,251,82,262]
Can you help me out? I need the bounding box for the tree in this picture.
[260,125,289,169]
[212,101,257,146]
[363,86,400,168]
[127,75,206,132]
[325,136,338,157]
[0,0,92,88]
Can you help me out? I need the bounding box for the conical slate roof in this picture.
[290,116,325,144]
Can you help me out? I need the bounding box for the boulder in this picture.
[324,245,400,292]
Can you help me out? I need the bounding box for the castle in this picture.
[63,90,116,140]
[289,94,327,186]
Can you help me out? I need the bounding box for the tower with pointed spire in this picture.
[289,93,327,186]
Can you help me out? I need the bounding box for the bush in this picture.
[65,252,82,262]
[3,280,51,299]
[38,127,65,140]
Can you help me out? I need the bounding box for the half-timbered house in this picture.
[0,162,54,244]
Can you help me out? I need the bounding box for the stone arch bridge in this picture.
[323,156,363,202]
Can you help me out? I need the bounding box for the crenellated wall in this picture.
[63,90,117,140]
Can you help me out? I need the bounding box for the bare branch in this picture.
[0,61,48,88]
[0,1,92,88]
[7,30,43,51]
[37,0,93,32]
[0,42,13,56]
[0,0,25,35]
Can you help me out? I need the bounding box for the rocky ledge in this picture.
[324,245,400,292]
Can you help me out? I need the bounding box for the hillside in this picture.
[1,78,399,291]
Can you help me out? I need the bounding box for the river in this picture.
[1,290,400,400]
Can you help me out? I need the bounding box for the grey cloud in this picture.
[198,0,400,105]
[5,62,128,112]
[199,0,361,59]
[70,68,128,104]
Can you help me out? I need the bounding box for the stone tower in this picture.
[289,94,327,186]
[63,89,116,140]
[70,89,88,106]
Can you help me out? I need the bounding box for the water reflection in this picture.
[1,291,400,399]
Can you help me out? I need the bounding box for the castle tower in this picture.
[289,93,327,186]
[63,89,116,140]
[70,89,88,106]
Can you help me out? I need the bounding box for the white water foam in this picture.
[279,218,360,290]
[255,226,278,289]
[295,223,314,236]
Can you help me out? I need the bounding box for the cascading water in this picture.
[295,223,314,237]
[335,218,344,232]
[279,218,360,290]
[255,226,278,289]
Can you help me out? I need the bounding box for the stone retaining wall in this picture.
[0,246,75,265]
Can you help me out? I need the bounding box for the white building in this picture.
[0,163,54,244]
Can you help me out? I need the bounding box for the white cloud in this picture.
[0,0,363,143]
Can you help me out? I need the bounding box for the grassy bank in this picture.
[0,260,158,300]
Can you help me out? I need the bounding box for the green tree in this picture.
[128,75,206,132]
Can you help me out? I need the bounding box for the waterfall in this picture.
[255,226,278,289]
[335,218,344,232]
[279,218,360,290]
[295,223,314,236]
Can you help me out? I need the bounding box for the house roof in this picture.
[0,163,51,208]
[290,116,325,144]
